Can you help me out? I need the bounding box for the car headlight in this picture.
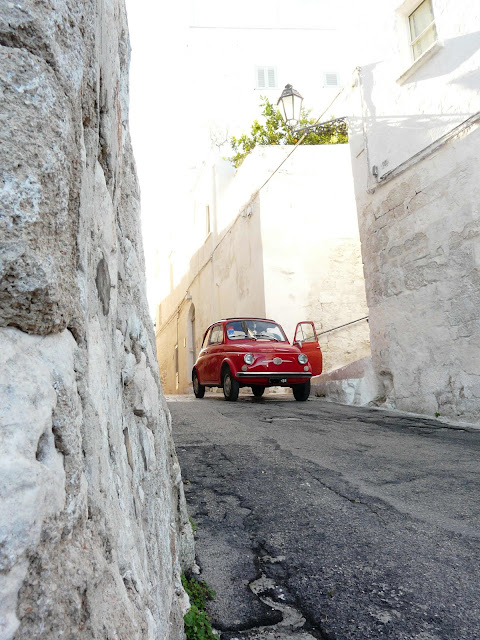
[298,353,308,364]
[244,353,255,365]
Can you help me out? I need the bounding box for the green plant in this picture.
[189,517,197,534]
[182,574,216,609]
[435,412,441,418]
[228,97,348,168]
[182,574,218,640]
[184,605,218,640]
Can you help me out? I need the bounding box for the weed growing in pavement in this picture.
[182,573,218,640]
[189,517,198,534]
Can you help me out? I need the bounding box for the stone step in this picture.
[311,356,384,406]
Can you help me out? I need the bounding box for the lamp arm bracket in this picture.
[293,116,348,137]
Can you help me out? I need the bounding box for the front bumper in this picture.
[236,372,312,385]
[236,372,312,379]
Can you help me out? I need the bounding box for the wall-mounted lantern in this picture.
[277,84,304,128]
[277,83,348,140]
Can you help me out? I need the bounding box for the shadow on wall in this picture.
[359,60,474,131]
[404,32,480,84]
[352,110,475,178]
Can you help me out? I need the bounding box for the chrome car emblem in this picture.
[263,357,293,365]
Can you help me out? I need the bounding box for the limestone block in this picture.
[0,47,77,334]
[0,1,93,99]
[139,423,157,472]
[312,356,384,407]
[129,353,160,420]
[122,351,137,385]
[0,328,75,639]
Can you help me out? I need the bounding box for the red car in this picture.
[192,317,323,401]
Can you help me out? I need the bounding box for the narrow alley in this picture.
[170,394,480,640]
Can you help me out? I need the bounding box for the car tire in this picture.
[193,370,205,398]
[251,385,265,397]
[292,380,310,401]
[223,367,239,401]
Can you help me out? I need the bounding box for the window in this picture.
[209,324,224,345]
[225,320,287,342]
[409,0,437,60]
[255,66,277,89]
[202,328,212,349]
[294,322,317,344]
[323,72,339,88]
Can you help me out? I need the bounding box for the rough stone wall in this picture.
[0,2,193,639]
[352,122,480,422]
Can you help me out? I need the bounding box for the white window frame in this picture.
[408,0,437,61]
[396,0,442,85]
[255,66,277,90]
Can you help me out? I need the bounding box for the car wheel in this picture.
[193,370,205,398]
[251,385,265,397]
[223,367,239,401]
[292,380,310,401]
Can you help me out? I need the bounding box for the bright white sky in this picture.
[126,0,191,313]
[124,0,367,315]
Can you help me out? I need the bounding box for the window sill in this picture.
[397,40,443,85]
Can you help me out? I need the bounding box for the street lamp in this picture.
[277,83,348,140]
[277,84,304,128]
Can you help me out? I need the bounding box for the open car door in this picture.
[293,321,323,376]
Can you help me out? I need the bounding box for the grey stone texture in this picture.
[0,1,193,639]
[354,123,480,422]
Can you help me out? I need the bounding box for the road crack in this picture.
[309,473,388,525]
[222,543,334,640]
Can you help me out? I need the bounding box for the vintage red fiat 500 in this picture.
[192,317,323,401]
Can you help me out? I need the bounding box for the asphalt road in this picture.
[169,392,480,640]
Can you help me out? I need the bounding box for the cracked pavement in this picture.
[168,393,480,640]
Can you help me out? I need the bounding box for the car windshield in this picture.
[225,320,287,341]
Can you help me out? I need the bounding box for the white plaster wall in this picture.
[156,203,266,394]
[252,146,370,371]
[353,0,480,182]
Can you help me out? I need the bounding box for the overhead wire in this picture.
[157,86,349,334]
[254,85,346,195]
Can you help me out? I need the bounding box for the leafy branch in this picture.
[228,97,348,168]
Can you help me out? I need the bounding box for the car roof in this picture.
[221,317,277,323]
